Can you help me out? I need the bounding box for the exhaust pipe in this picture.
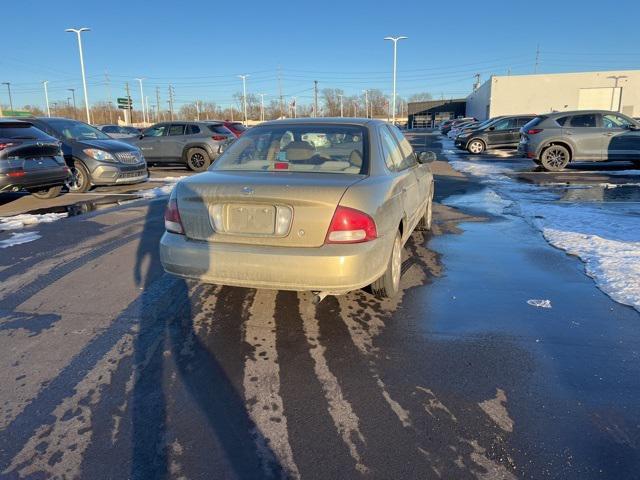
[312,291,330,305]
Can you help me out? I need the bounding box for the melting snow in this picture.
[0,231,42,248]
[0,213,67,232]
[527,299,552,309]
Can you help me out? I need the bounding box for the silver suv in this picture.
[125,121,235,171]
[519,110,640,171]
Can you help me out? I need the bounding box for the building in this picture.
[466,70,640,120]
[407,99,466,128]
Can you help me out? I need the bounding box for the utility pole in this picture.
[135,78,146,124]
[146,96,151,123]
[68,88,77,118]
[125,82,132,125]
[155,87,161,122]
[338,94,344,117]
[105,71,113,123]
[534,44,540,74]
[313,80,319,117]
[238,74,249,125]
[43,81,51,117]
[195,100,200,121]
[278,65,284,118]
[168,85,174,121]
[258,93,265,121]
[473,73,481,91]
[2,82,13,111]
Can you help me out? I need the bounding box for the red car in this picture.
[223,121,247,138]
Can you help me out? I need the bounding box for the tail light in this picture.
[7,169,25,177]
[164,197,184,234]
[527,128,543,135]
[325,206,377,244]
[0,142,19,151]
[211,135,227,141]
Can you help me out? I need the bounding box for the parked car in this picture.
[454,115,536,154]
[519,110,640,171]
[96,124,142,138]
[0,119,69,198]
[24,117,148,192]
[447,121,478,139]
[159,118,435,299]
[441,117,476,135]
[124,121,235,172]
[223,121,248,137]
[454,117,504,143]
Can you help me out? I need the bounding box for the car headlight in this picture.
[83,148,117,162]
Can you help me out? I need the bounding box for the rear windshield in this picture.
[0,123,52,140]
[229,122,247,132]
[522,116,545,130]
[212,124,366,174]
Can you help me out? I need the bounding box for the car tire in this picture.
[540,145,570,171]
[65,161,91,193]
[416,184,434,231]
[371,231,402,298]
[467,139,485,155]
[30,185,63,199]
[186,148,211,172]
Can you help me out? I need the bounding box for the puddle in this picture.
[22,195,143,218]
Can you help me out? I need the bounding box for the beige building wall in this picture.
[466,70,640,120]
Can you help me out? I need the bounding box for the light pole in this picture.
[607,75,628,112]
[2,82,13,111]
[238,74,249,125]
[135,78,146,124]
[384,35,407,124]
[66,27,91,123]
[258,93,266,122]
[362,89,369,118]
[43,81,51,117]
[68,88,77,118]
[338,94,344,117]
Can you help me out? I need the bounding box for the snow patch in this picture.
[139,185,175,199]
[443,188,513,216]
[0,213,67,231]
[0,231,42,249]
[527,299,552,309]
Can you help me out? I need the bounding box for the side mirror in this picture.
[628,124,640,131]
[417,151,436,164]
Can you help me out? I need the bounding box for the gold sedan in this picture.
[160,118,435,299]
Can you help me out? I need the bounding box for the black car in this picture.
[454,115,536,154]
[0,119,69,199]
[23,117,148,192]
[440,117,476,135]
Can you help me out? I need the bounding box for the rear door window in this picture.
[569,114,597,127]
[168,124,186,136]
[185,124,201,135]
[0,123,53,140]
[491,118,516,130]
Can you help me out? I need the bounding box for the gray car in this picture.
[519,110,640,171]
[124,121,235,172]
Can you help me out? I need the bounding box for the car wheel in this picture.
[416,183,434,231]
[371,232,402,298]
[30,185,63,199]
[65,161,91,193]
[540,145,570,171]
[186,148,211,172]
[467,139,485,155]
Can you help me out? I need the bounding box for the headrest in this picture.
[284,141,314,161]
[349,150,363,168]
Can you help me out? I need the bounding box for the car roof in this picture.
[260,117,384,127]
[544,110,627,117]
[0,118,31,124]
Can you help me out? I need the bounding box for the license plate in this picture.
[226,204,275,235]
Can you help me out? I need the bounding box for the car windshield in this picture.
[48,119,112,141]
[212,124,366,174]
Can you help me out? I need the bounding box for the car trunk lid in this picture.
[176,171,364,247]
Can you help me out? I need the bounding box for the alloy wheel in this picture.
[65,166,83,191]
[544,147,568,168]
[469,140,484,154]
[190,153,205,169]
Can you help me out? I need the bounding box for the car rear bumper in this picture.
[159,232,393,293]
[517,142,537,159]
[0,167,69,191]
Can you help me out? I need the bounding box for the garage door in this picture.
[578,87,621,111]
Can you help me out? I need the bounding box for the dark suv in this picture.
[125,121,235,171]
[25,117,148,192]
[0,119,69,198]
[455,115,536,154]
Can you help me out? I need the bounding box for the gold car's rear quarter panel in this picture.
[159,231,393,293]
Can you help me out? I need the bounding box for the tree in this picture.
[408,92,433,103]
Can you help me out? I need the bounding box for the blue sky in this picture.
[3,0,640,110]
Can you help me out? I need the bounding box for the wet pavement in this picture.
[0,132,639,479]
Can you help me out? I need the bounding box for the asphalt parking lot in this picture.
[1,132,639,479]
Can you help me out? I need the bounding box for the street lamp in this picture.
[65,27,91,123]
[43,81,51,117]
[607,75,628,112]
[68,88,77,117]
[238,74,249,125]
[135,77,146,124]
[337,94,344,117]
[362,89,369,118]
[384,35,408,124]
[258,93,266,122]
[2,82,13,111]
